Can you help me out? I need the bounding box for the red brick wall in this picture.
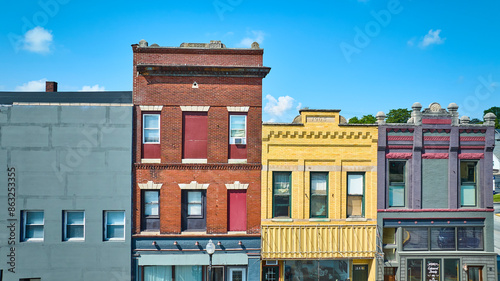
[132,45,266,236]
[134,168,261,234]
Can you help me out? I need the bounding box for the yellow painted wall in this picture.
[261,110,379,262]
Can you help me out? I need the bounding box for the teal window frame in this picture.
[460,160,478,207]
[310,172,328,218]
[272,172,291,218]
[388,160,406,208]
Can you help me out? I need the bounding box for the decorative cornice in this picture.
[136,65,271,78]
[134,163,261,170]
[140,105,163,111]
[227,106,249,112]
[178,181,209,190]
[225,181,249,190]
[264,130,374,140]
[180,106,210,112]
[138,181,163,190]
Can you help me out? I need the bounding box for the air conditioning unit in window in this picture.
[234,138,245,144]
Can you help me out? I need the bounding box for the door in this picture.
[468,266,483,281]
[228,190,247,231]
[262,266,279,281]
[353,264,369,281]
[384,267,396,281]
[229,268,246,281]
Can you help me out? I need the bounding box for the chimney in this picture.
[46,81,57,92]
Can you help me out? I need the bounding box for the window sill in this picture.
[309,218,330,222]
[228,159,247,164]
[271,218,293,222]
[346,217,367,222]
[182,159,208,164]
[141,158,161,164]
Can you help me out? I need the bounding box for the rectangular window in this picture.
[64,211,84,241]
[273,172,291,218]
[181,190,206,231]
[104,211,125,241]
[310,172,328,218]
[388,160,406,207]
[443,259,460,281]
[142,191,159,231]
[402,228,428,251]
[457,227,483,250]
[229,115,247,144]
[347,173,364,217]
[460,161,477,207]
[187,191,203,217]
[430,227,455,251]
[407,259,423,281]
[426,259,440,281]
[143,114,160,143]
[22,211,44,242]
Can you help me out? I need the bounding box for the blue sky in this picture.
[1,0,499,122]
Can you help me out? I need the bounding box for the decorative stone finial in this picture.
[139,39,148,47]
[460,116,470,124]
[376,111,386,124]
[429,102,442,112]
[447,103,458,112]
[412,102,422,111]
[484,112,497,125]
[251,42,260,49]
[150,43,159,47]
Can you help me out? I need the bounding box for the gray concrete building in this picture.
[0,83,133,281]
[375,102,497,281]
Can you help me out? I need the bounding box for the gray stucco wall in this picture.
[0,105,132,281]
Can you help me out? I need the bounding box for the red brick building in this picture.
[131,40,270,281]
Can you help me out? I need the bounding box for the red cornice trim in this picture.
[422,119,452,124]
[378,209,493,212]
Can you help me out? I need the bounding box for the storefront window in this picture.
[426,259,440,281]
[285,260,349,281]
[443,259,459,281]
[407,259,423,281]
[430,228,455,251]
[403,228,428,251]
[458,227,483,250]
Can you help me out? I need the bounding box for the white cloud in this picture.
[407,37,415,46]
[237,30,265,48]
[22,27,53,54]
[419,29,445,48]
[15,78,47,91]
[264,94,302,122]
[80,85,105,91]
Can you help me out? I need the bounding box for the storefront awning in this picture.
[138,253,248,266]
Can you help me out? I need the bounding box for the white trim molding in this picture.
[180,106,210,112]
[141,158,161,164]
[178,181,209,190]
[225,181,249,190]
[182,159,208,164]
[228,159,247,164]
[139,105,163,111]
[138,181,163,190]
[227,106,249,112]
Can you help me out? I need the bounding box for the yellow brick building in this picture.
[261,109,379,281]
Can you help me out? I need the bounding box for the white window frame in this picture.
[143,114,160,144]
[104,211,125,241]
[229,115,247,145]
[22,210,44,242]
[64,211,85,241]
[228,267,247,281]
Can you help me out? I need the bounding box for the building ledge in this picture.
[378,208,494,212]
[135,163,261,170]
[136,64,271,78]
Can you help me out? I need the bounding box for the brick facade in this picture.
[132,41,269,236]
